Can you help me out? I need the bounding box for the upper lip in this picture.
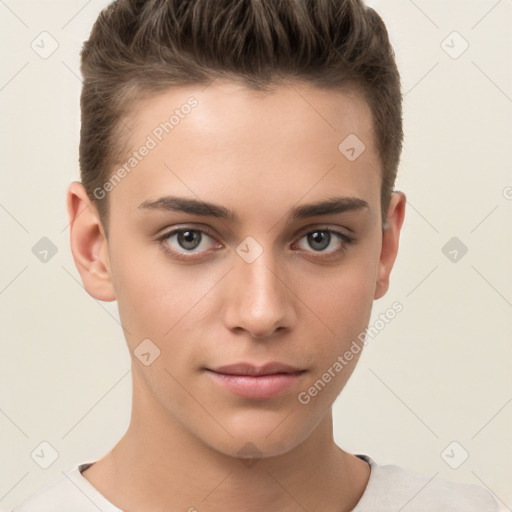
[208,362,304,376]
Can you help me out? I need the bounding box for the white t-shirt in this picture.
[10,454,500,511]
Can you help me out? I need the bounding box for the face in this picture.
[73,79,404,459]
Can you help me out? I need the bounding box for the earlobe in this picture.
[66,181,116,302]
[374,191,406,300]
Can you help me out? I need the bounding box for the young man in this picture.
[12,0,499,510]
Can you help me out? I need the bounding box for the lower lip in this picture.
[206,370,304,400]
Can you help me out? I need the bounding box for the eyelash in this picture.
[156,226,356,261]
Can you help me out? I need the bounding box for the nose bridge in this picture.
[226,241,294,337]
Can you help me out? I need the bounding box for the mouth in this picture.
[205,362,306,400]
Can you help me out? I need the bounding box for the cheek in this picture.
[108,237,190,344]
[304,255,377,338]
[294,261,376,410]
[109,240,226,357]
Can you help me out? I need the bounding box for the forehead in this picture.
[110,79,381,224]
[128,79,375,151]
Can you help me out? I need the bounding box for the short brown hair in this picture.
[79,0,403,234]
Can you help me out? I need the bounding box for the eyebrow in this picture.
[138,195,370,221]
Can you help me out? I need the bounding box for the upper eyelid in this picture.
[159,226,217,242]
[295,225,353,238]
[159,224,352,238]
[159,225,354,249]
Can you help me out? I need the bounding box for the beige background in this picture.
[1,0,511,510]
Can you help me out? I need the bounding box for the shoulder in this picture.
[354,455,500,512]
[10,462,120,512]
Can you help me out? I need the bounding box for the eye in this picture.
[158,227,220,259]
[157,226,355,261]
[294,228,355,257]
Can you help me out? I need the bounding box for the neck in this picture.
[83,371,370,512]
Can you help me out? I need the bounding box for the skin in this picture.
[67,79,406,512]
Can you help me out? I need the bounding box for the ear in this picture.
[374,191,406,300]
[66,181,116,302]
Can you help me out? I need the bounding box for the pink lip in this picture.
[206,362,305,400]
[211,362,303,376]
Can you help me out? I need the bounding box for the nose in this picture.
[223,249,297,339]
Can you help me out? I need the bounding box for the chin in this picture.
[212,436,300,463]
[201,414,313,462]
